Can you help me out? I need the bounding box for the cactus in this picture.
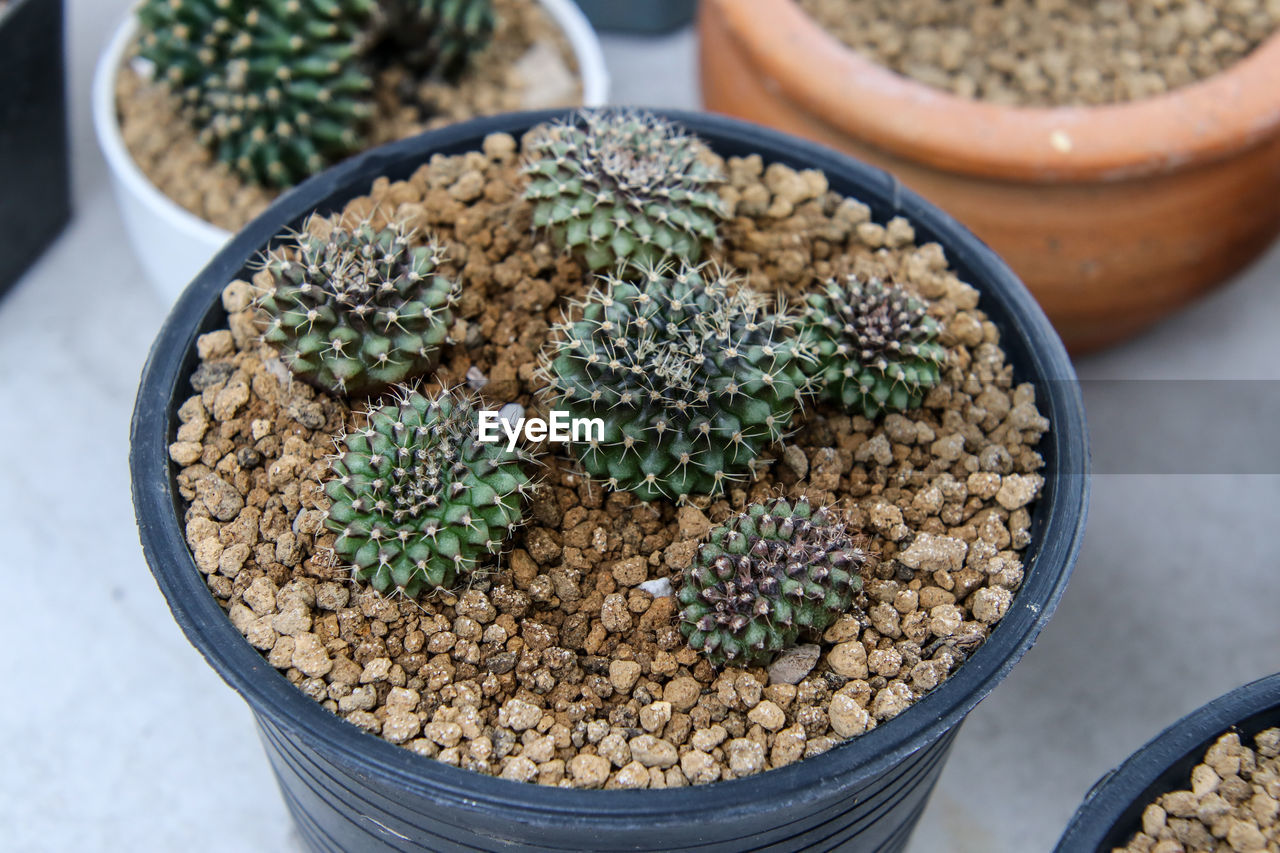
[325,385,534,597]
[255,215,458,397]
[523,109,730,272]
[380,0,496,81]
[677,497,866,667]
[801,275,947,419]
[135,0,380,187]
[134,0,495,188]
[539,262,809,503]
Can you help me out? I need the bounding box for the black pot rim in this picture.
[130,108,1090,826]
[1056,673,1280,852]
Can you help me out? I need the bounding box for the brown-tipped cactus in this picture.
[677,497,867,667]
[325,385,535,597]
[522,109,730,272]
[539,262,810,503]
[255,215,458,397]
[801,275,947,419]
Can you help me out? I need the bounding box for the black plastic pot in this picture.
[572,0,696,33]
[0,0,71,297]
[1057,674,1280,852]
[131,109,1090,852]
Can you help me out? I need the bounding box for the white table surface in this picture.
[3,2,1277,850]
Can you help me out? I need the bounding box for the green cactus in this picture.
[135,0,380,187]
[255,215,458,396]
[801,275,947,419]
[523,109,730,272]
[678,496,866,667]
[380,0,496,81]
[134,0,495,188]
[539,262,809,503]
[325,386,534,597]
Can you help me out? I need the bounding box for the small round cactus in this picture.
[523,109,730,272]
[801,275,947,419]
[677,497,867,668]
[256,215,458,397]
[325,386,534,597]
[135,0,379,187]
[539,262,810,503]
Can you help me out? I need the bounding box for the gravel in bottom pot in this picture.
[1058,674,1280,853]
[132,109,1089,851]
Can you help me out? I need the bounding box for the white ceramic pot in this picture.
[93,0,610,304]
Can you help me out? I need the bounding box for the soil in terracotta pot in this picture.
[167,130,1050,788]
[1115,727,1280,852]
[115,0,581,232]
[797,0,1280,107]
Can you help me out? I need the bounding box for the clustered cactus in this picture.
[135,0,494,187]
[677,497,867,667]
[324,386,534,596]
[255,215,458,396]
[239,108,945,637]
[801,275,947,419]
[539,262,809,503]
[523,110,729,272]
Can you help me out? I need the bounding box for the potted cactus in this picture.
[93,0,608,301]
[0,0,71,298]
[132,108,1088,850]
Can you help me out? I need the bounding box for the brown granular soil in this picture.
[1116,728,1280,852]
[167,130,1050,788]
[797,0,1280,107]
[115,0,580,232]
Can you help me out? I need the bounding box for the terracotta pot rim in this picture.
[711,0,1280,182]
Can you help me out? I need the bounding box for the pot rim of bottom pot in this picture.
[130,108,1090,828]
[1057,672,1280,852]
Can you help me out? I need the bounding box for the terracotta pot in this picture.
[699,0,1280,353]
